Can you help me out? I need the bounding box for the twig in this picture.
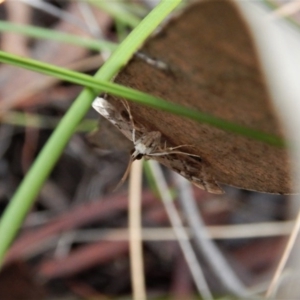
[19,0,90,32]
[267,1,300,20]
[148,160,213,300]
[28,220,293,244]
[129,159,146,300]
[265,206,300,298]
[174,174,250,297]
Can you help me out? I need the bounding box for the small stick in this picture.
[129,159,146,300]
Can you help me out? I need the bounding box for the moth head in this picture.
[130,149,143,160]
[135,153,144,160]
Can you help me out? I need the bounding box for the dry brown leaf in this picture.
[105,0,292,194]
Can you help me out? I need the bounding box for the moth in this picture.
[92,97,223,194]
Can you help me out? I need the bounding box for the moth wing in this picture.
[93,98,223,194]
[150,154,224,194]
[92,97,117,123]
[92,97,134,142]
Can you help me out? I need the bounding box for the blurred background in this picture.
[0,1,299,299]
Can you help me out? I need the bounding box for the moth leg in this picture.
[150,141,200,158]
[132,130,136,145]
[163,144,193,151]
[158,141,197,152]
[113,158,133,192]
[149,150,202,158]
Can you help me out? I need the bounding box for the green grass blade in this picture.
[1,111,97,132]
[0,21,117,52]
[86,0,141,28]
[0,0,182,266]
[0,50,285,147]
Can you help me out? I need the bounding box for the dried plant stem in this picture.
[265,207,300,298]
[267,0,300,20]
[129,159,146,300]
[174,174,249,297]
[0,0,181,267]
[148,161,213,300]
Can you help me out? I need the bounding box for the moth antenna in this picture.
[113,157,133,192]
[121,100,134,126]
[120,99,137,142]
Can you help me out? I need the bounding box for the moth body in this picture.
[92,97,223,194]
